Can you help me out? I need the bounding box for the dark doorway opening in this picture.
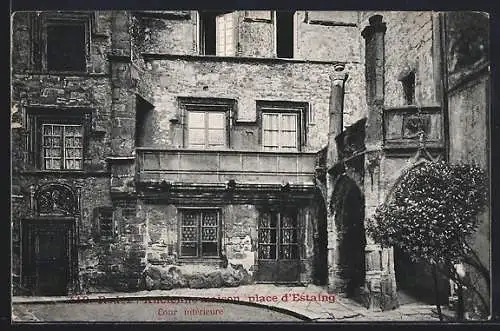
[331,176,366,297]
[394,247,450,305]
[276,11,294,58]
[22,220,75,296]
[313,199,328,285]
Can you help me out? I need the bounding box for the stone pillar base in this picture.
[361,273,399,311]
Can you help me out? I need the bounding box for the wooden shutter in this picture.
[216,12,237,56]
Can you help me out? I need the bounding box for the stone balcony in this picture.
[383,105,443,150]
[136,147,318,187]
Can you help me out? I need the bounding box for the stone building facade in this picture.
[11,10,489,315]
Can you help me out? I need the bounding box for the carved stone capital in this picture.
[330,64,349,86]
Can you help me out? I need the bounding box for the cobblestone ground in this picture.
[12,284,453,322]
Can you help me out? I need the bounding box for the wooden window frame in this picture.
[257,101,309,152]
[258,208,299,261]
[178,97,234,149]
[178,207,222,259]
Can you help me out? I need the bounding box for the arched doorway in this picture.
[387,163,450,305]
[22,183,79,296]
[331,176,366,297]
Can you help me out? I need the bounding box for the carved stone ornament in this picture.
[35,183,77,216]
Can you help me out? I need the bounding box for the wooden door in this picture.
[257,209,300,283]
[23,220,73,296]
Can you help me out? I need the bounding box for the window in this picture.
[31,13,90,72]
[42,124,84,170]
[199,11,237,56]
[262,113,298,151]
[187,111,226,149]
[94,207,116,240]
[258,101,308,152]
[401,71,415,105]
[180,209,221,258]
[27,108,90,171]
[179,98,233,149]
[46,23,87,71]
[258,209,299,260]
[275,11,295,58]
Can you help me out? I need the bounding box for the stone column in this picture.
[361,14,398,311]
[109,11,136,194]
[326,65,348,294]
[107,11,144,291]
[327,64,348,167]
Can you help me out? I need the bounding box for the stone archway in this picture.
[330,175,366,297]
[386,162,450,305]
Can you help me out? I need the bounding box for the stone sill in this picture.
[136,146,318,156]
[12,72,109,78]
[142,53,354,66]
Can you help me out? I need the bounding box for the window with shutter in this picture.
[199,11,237,56]
[258,101,308,152]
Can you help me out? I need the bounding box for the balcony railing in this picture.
[136,148,318,186]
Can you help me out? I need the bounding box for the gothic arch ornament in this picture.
[33,183,79,216]
[384,148,443,205]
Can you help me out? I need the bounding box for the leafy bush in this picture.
[366,161,487,266]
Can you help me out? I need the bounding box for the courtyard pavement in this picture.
[12,284,452,322]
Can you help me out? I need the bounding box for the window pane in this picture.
[188,128,205,146]
[202,227,217,241]
[208,112,225,129]
[188,112,205,128]
[43,125,52,135]
[181,227,198,241]
[280,131,297,148]
[182,212,198,226]
[281,114,297,131]
[259,244,276,259]
[52,125,63,136]
[263,130,279,148]
[202,211,218,226]
[208,129,225,146]
[202,242,218,256]
[181,242,198,257]
[279,245,298,259]
[263,113,279,130]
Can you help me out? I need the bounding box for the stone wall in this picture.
[359,11,438,109]
[137,202,319,287]
[140,57,364,151]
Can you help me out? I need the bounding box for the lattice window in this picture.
[258,209,298,260]
[42,124,83,170]
[180,209,220,258]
